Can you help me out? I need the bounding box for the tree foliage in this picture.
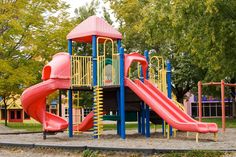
[0,0,74,125]
[108,0,236,101]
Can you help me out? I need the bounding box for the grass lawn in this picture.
[82,149,226,157]
[1,118,235,132]
[103,123,139,130]
[104,118,236,130]
[0,122,42,132]
[201,118,236,128]
[103,122,161,130]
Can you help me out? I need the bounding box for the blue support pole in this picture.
[116,89,120,135]
[117,40,121,51]
[140,67,145,135]
[144,50,150,137]
[117,40,122,135]
[92,35,97,87]
[162,120,165,135]
[119,47,125,139]
[92,35,98,139]
[141,102,145,135]
[68,39,73,138]
[166,60,173,136]
[138,111,141,133]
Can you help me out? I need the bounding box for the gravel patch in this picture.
[0,128,235,150]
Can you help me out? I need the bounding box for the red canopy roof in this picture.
[67,15,122,43]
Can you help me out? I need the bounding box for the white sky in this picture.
[63,0,118,27]
[64,0,109,17]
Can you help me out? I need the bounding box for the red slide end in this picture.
[73,111,94,132]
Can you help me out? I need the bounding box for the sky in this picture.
[63,0,118,27]
[64,0,109,17]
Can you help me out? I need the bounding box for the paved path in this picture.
[0,124,16,134]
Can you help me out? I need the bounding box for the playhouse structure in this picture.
[21,16,218,141]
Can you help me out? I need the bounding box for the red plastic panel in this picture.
[124,52,148,78]
[67,16,122,43]
[42,52,70,81]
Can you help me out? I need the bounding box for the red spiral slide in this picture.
[21,52,70,132]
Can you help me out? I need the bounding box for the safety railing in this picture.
[97,37,120,86]
[172,93,185,112]
[172,99,185,112]
[112,54,120,85]
[97,55,106,86]
[71,56,92,87]
[149,56,166,94]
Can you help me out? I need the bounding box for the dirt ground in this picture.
[0,126,236,156]
[0,128,235,149]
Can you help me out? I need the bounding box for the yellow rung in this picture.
[95,88,103,90]
[93,86,104,138]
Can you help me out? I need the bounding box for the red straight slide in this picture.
[21,53,70,132]
[125,78,218,133]
[73,111,94,132]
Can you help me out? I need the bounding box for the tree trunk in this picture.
[176,92,184,104]
[3,97,7,126]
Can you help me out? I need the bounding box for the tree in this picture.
[0,0,72,125]
[149,0,236,81]
[108,0,207,102]
[74,0,99,22]
[103,7,113,25]
[150,0,236,103]
[170,53,206,103]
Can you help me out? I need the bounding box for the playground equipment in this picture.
[21,15,218,141]
[198,80,236,132]
[21,53,70,136]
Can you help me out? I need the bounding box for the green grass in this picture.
[104,117,236,130]
[104,123,138,130]
[160,150,225,157]
[1,118,235,132]
[201,118,236,128]
[2,122,42,132]
[82,149,99,157]
[103,123,161,130]
[78,150,227,157]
